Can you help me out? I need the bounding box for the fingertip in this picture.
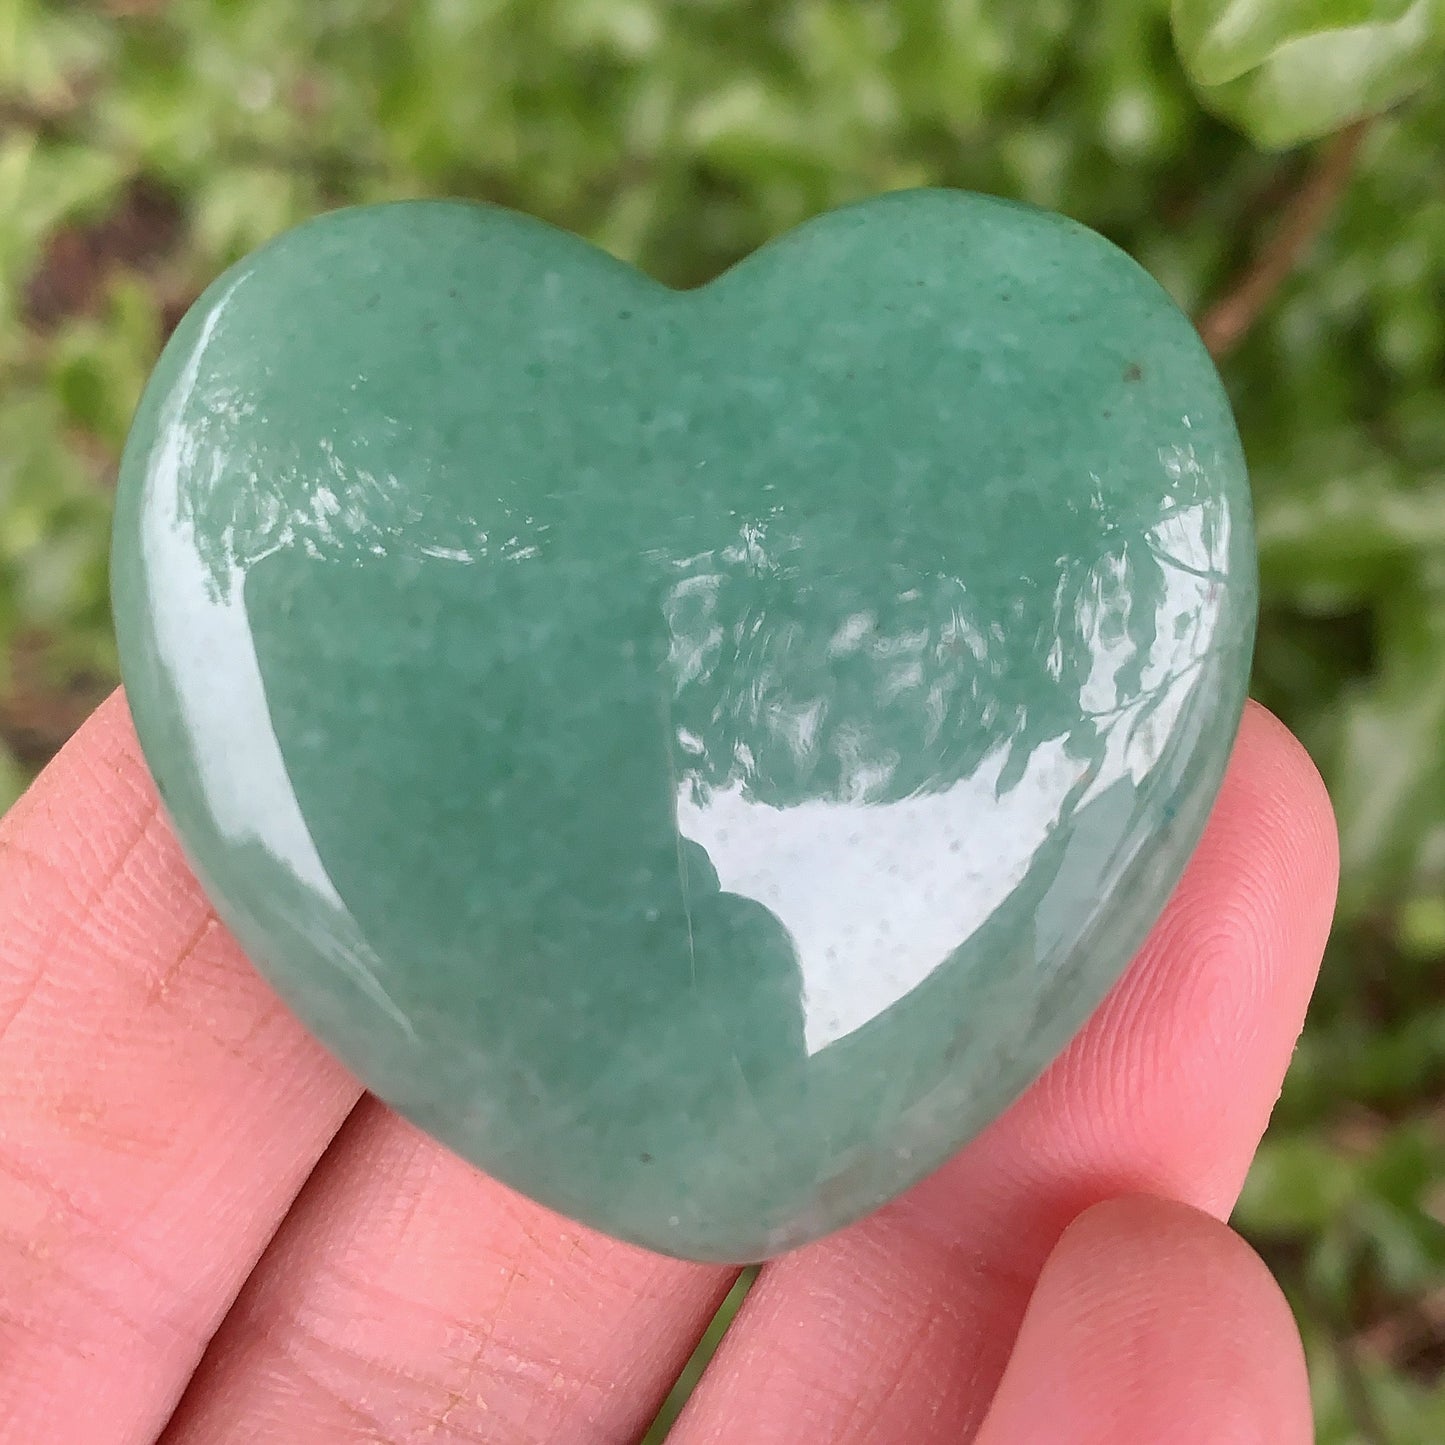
[976,1195,1312,1445]
[1231,699,1339,912]
[1022,699,1339,1219]
[1152,699,1338,1026]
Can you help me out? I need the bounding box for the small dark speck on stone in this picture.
[1124,362,1144,383]
[639,1152,653,1164]
[1103,408,1113,418]
[364,294,381,310]
[448,288,460,300]
[619,308,633,320]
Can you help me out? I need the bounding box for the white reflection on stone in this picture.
[669,450,1232,1056]
[677,736,1074,1055]
[140,277,415,1037]
[1076,490,1231,807]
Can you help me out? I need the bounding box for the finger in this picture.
[671,702,1337,1444]
[974,1196,1312,1445]
[0,693,362,1444]
[161,1099,735,1444]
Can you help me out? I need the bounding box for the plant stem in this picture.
[1198,120,1372,359]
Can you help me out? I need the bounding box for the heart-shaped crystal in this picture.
[112,190,1255,1261]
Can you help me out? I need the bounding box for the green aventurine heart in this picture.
[111,190,1255,1262]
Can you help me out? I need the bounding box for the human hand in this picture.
[1,694,1336,1444]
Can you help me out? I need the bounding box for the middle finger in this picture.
[162,1098,734,1444]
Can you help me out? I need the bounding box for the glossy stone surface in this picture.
[111,190,1256,1262]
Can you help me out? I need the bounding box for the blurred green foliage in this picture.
[1,2,1442,1440]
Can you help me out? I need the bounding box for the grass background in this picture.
[1,3,1442,1440]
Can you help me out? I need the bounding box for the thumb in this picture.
[974,1195,1312,1445]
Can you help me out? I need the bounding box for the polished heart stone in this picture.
[111,189,1255,1262]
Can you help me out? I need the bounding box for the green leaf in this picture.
[0,0,111,110]
[1236,1133,1361,1232]
[1174,0,1420,84]
[1256,460,1445,601]
[640,1269,755,1443]
[49,281,161,449]
[0,137,129,339]
[1332,586,1445,912]
[1398,892,1445,955]
[1173,0,1445,145]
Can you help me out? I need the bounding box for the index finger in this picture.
[0,693,362,1443]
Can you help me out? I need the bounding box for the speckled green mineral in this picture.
[111,189,1256,1261]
